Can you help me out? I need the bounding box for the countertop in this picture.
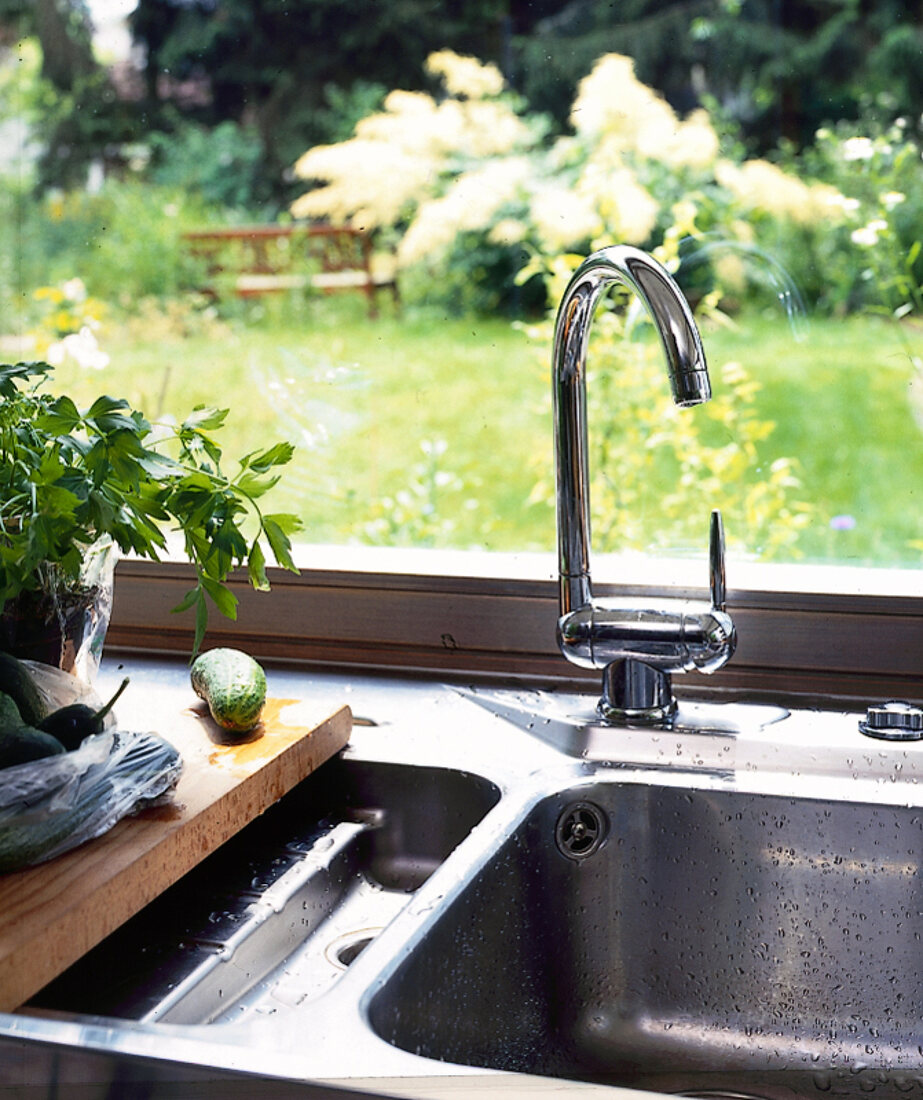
[0,653,677,1099]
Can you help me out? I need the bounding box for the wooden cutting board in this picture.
[0,694,352,1012]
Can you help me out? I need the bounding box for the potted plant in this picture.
[0,359,302,674]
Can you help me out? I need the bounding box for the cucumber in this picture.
[0,726,65,768]
[190,648,267,734]
[0,731,182,873]
[0,689,65,769]
[0,652,47,727]
[0,692,23,729]
[0,785,98,872]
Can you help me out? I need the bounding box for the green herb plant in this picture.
[0,360,302,656]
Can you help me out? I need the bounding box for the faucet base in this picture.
[598,659,677,727]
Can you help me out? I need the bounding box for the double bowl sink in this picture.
[13,665,923,1098]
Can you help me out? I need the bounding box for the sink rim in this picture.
[367,766,923,1093]
[9,673,923,1097]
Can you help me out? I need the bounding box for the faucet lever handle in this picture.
[709,509,727,612]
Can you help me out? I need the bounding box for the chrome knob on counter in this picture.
[859,701,923,741]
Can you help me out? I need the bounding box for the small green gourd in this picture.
[0,726,66,768]
[190,648,267,735]
[0,688,65,768]
[0,652,47,727]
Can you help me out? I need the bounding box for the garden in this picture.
[2,13,922,572]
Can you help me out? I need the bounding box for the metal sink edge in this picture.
[3,658,923,1097]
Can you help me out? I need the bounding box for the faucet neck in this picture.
[552,245,710,616]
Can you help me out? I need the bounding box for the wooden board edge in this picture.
[0,704,352,1012]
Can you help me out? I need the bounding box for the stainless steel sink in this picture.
[29,754,500,1025]
[369,776,923,1098]
[11,661,923,1099]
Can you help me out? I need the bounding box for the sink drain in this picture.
[555,802,607,860]
[324,927,382,970]
[336,936,373,967]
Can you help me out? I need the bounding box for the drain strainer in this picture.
[555,802,607,860]
[324,927,382,970]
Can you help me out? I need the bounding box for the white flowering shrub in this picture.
[794,120,923,319]
[292,50,854,317]
[293,49,832,555]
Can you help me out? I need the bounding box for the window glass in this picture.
[2,2,921,584]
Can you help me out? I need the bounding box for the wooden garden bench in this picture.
[181,223,398,318]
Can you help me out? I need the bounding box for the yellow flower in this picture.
[571,55,676,154]
[660,109,720,169]
[292,67,530,229]
[670,199,700,238]
[33,285,64,303]
[356,91,437,145]
[292,138,439,228]
[489,218,528,246]
[715,158,847,225]
[426,50,505,99]
[569,54,719,171]
[529,184,602,253]
[575,162,659,246]
[398,158,531,265]
[461,101,531,157]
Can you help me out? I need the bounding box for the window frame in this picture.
[107,548,923,709]
[58,12,923,712]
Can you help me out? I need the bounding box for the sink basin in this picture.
[15,665,923,1098]
[29,756,499,1025]
[370,777,923,1098]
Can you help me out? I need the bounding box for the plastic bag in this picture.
[0,535,116,684]
[22,659,110,722]
[0,666,183,872]
[0,729,182,872]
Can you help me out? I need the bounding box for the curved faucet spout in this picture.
[553,245,710,615]
[552,245,735,725]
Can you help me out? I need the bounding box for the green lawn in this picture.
[705,311,923,564]
[48,294,923,566]
[51,295,554,551]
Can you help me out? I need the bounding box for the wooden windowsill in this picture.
[106,546,923,709]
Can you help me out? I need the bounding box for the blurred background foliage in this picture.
[0,0,921,564]
[2,0,920,204]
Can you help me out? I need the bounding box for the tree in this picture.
[128,0,558,203]
[0,0,133,188]
[33,0,96,91]
[515,0,923,152]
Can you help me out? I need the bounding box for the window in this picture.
[4,2,922,703]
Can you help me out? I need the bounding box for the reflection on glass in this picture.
[2,4,921,574]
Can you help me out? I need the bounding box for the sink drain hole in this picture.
[325,927,382,970]
[336,936,373,967]
[555,802,607,860]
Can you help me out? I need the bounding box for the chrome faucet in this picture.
[552,245,736,725]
